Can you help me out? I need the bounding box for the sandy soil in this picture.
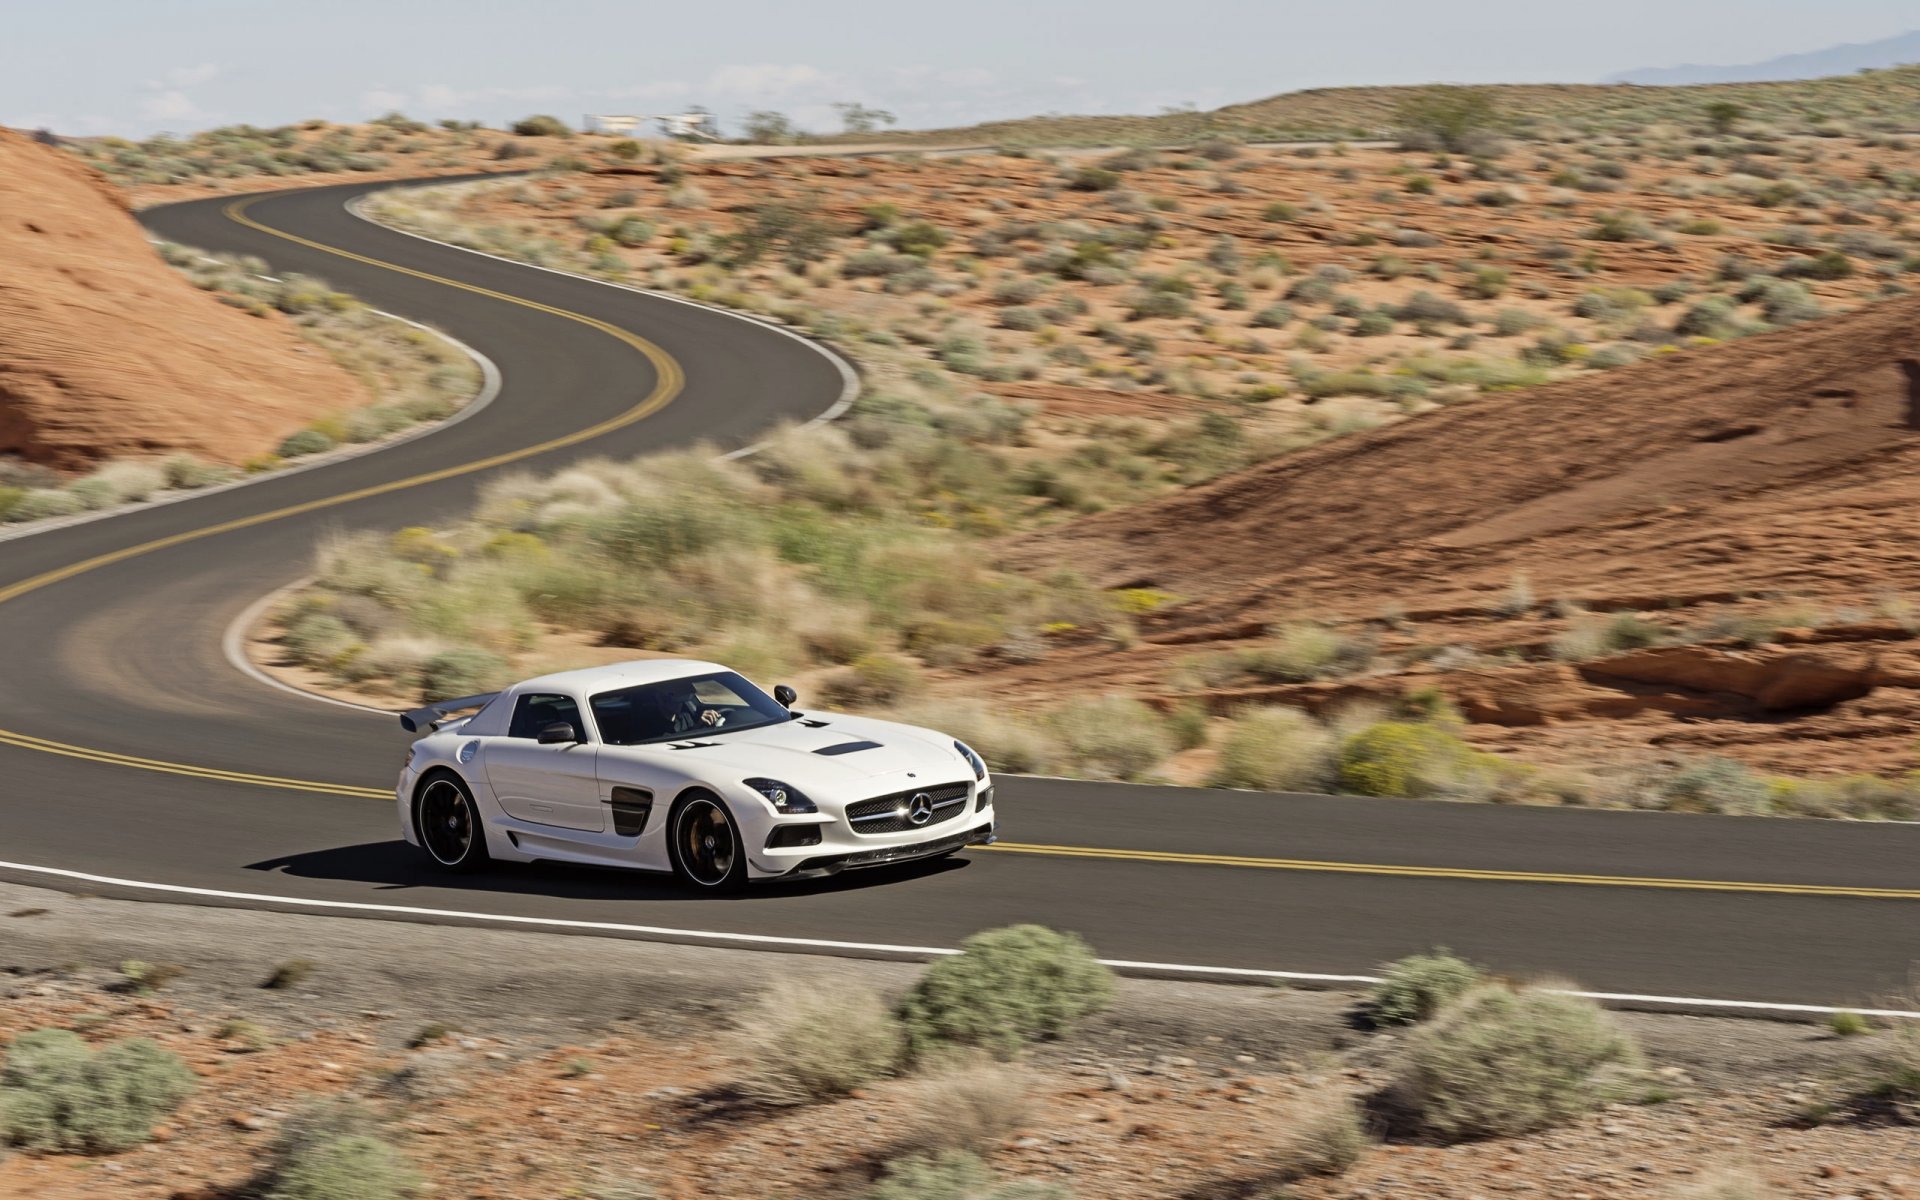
[0,880,1912,1200]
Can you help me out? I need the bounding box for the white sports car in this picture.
[395,659,997,890]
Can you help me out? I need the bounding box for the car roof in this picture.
[512,658,731,697]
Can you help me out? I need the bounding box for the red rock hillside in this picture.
[0,126,368,470]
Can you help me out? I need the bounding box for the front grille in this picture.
[844,782,970,835]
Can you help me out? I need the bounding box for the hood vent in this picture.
[814,740,883,756]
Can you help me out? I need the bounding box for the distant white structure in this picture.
[582,111,721,141]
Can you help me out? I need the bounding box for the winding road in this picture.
[2,177,1918,1014]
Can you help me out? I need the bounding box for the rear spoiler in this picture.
[399,692,499,734]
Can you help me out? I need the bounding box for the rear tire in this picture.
[414,771,491,873]
[669,791,748,893]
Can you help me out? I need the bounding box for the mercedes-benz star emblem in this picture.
[906,792,934,826]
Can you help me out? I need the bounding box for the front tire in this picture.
[414,771,491,873]
[669,792,748,893]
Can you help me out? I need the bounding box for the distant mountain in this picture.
[1608,30,1920,85]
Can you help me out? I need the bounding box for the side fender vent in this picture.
[609,786,654,836]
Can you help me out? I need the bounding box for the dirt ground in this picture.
[0,880,1914,1200]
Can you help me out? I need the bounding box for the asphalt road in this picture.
[2,178,1919,1010]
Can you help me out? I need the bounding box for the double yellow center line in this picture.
[0,191,1911,905]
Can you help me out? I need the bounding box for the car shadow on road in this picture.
[242,839,970,902]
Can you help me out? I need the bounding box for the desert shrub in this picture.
[509,114,570,137]
[1065,166,1121,192]
[284,612,356,666]
[0,1029,195,1154]
[1396,291,1471,324]
[733,978,904,1104]
[608,216,654,247]
[1589,211,1656,242]
[1369,950,1485,1025]
[900,1061,1035,1153]
[8,489,84,522]
[1337,721,1486,798]
[817,653,922,707]
[418,647,509,699]
[1270,1085,1371,1179]
[1778,250,1854,281]
[1207,707,1337,792]
[0,486,22,521]
[1628,757,1770,816]
[1461,267,1509,299]
[899,924,1115,1058]
[868,1152,1069,1200]
[1396,87,1501,154]
[1551,611,1674,660]
[266,1132,420,1200]
[1394,984,1643,1140]
[1048,695,1171,781]
[1490,308,1544,336]
[278,428,337,458]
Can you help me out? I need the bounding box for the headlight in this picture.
[404,745,416,770]
[955,740,987,782]
[745,778,817,814]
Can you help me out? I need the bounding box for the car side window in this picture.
[507,694,585,742]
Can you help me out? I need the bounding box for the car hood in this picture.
[610,711,975,794]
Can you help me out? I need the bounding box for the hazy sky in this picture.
[6,0,1918,138]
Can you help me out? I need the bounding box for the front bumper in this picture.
[779,821,997,879]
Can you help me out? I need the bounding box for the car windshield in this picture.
[589,671,792,746]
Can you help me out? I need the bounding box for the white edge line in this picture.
[1,857,1914,1020]
[0,302,504,546]
[222,577,392,717]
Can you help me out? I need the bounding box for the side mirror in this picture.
[537,721,578,746]
[774,684,798,709]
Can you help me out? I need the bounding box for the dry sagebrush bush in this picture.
[1271,1083,1372,1179]
[900,924,1115,1058]
[1207,706,1336,791]
[900,1059,1037,1153]
[0,1029,195,1154]
[1368,949,1485,1026]
[732,977,905,1104]
[1393,983,1644,1140]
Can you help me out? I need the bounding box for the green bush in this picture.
[278,428,337,458]
[1369,950,1485,1025]
[0,486,24,521]
[418,647,509,699]
[267,1133,421,1200]
[509,114,570,137]
[900,925,1115,1058]
[0,1029,196,1154]
[284,612,356,666]
[869,1151,1069,1200]
[1337,721,1481,798]
[1395,984,1643,1140]
[1395,87,1500,153]
[1064,166,1121,192]
[1207,707,1336,792]
[733,978,904,1104]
